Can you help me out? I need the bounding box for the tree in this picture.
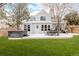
[42,3,72,35]
[63,11,79,25]
[6,3,30,30]
[0,3,16,28]
[0,3,7,19]
[0,3,6,8]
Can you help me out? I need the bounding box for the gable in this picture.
[30,9,50,16]
[29,9,52,21]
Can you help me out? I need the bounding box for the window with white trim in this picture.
[40,16,46,21]
[41,25,43,31]
[24,24,27,31]
[24,25,30,31]
[28,25,30,31]
[45,25,47,31]
[41,25,50,31]
[48,25,50,31]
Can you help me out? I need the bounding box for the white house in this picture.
[20,9,66,34]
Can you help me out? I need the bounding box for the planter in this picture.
[8,31,28,38]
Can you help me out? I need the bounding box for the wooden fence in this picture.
[0,28,18,37]
[69,25,79,33]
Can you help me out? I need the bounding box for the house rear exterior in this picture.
[20,9,66,34]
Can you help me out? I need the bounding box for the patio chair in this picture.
[22,31,29,37]
[47,26,58,36]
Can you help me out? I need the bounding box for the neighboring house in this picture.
[21,9,66,34]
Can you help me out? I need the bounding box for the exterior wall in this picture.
[20,21,65,34]
[31,23,52,34]
[20,22,53,34]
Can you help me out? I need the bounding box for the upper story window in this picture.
[40,16,46,21]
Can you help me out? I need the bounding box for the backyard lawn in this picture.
[0,36,79,56]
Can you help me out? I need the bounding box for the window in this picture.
[48,25,50,30]
[36,25,39,29]
[40,16,46,21]
[41,25,50,31]
[51,17,53,19]
[45,25,47,31]
[24,24,27,31]
[28,25,30,31]
[41,25,43,31]
[24,25,30,31]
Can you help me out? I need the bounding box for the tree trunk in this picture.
[16,24,20,31]
[57,16,60,36]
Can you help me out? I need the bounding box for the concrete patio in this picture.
[8,33,77,40]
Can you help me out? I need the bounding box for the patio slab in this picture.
[8,33,74,40]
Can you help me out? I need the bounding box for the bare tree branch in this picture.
[42,3,73,35]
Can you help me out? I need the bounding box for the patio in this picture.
[8,33,75,40]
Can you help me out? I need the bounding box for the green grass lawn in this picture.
[0,36,79,56]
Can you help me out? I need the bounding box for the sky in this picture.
[72,3,79,11]
[4,3,42,13]
[28,3,42,12]
[4,3,79,13]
